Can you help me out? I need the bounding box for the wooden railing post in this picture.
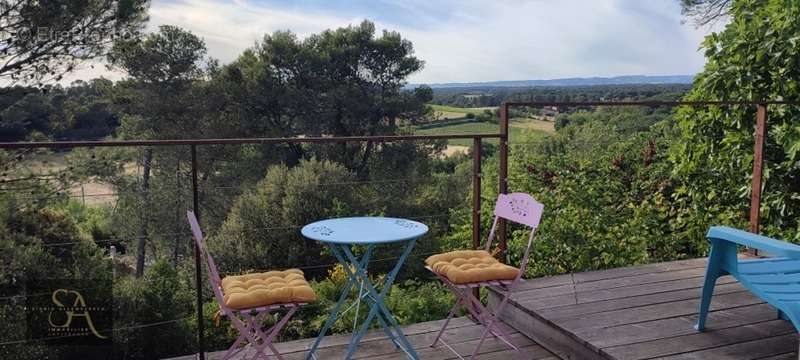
[749,103,767,236]
[472,137,482,250]
[191,145,205,360]
[498,103,509,261]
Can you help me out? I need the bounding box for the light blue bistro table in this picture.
[302,217,429,360]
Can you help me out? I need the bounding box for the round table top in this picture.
[301,217,429,245]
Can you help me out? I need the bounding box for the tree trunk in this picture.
[355,141,374,179]
[135,149,152,278]
[286,143,304,167]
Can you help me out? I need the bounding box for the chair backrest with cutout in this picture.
[494,192,544,228]
[485,193,544,282]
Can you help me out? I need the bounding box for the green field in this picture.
[428,104,497,116]
[415,118,551,146]
[421,104,554,146]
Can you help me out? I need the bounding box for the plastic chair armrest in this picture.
[707,226,800,259]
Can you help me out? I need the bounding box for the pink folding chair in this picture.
[425,192,543,359]
[187,210,316,360]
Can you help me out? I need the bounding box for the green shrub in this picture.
[0,194,114,358]
[384,279,453,325]
[113,260,194,359]
[212,159,357,274]
[59,200,118,243]
[447,109,712,277]
[670,0,800,243]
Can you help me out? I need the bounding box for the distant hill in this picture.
[413,75,694,89]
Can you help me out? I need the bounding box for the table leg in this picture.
[339,240,420,360]
[329,245,401,353]
[353,275,363,333]
[305,245,373,360]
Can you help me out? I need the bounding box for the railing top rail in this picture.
[5,100,798,150]
[502,100,799,107]
[0,133,502,149]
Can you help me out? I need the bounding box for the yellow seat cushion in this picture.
[220,269,316,310]
[426,250,520,285]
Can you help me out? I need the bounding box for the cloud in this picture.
[149,0,360,63]
[389,0,719,83]
[66,0,723,84]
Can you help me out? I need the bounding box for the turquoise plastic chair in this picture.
[696,226,800,332]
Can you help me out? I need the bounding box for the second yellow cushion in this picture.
[425,250,520,284]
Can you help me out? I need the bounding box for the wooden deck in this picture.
[168,316,556,359]
[490,258,799,360]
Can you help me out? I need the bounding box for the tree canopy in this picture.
[109,25,207,86]
[0,0,149,85]
[671,0,800,240]
[679,0,732,26]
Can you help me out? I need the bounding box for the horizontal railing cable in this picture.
[0,316,194,346]
[0,133,503,149]
[1,243,464,298]
[502,100,799,107]
[0,231,191,252]
[0,208,466,253]
[220,246,461,276]
[2,174,467,201]
[0,285,117,301]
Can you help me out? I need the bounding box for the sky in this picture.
[67,0,724,84]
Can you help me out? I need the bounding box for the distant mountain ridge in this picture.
[413,75,694,89]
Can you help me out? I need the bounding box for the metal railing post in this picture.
[498,103,509,261]
[749,103,767,235]
[471,136,483,305]
[191,145,205,360]
[472,137,482,250]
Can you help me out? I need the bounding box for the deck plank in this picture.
[652,333,797,359]
[581,303,778,348]
[536,281,745,319]
[561,291,763,331]
[757,353,799,360]
[519,276,741,312]
[491,258,799,360]
[512,267,709,302]
[603,319,794,359]
[273,316,476,353]
[166,316,555,360]
[572,258,708,283]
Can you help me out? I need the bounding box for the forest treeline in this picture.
[430,83,692,108]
